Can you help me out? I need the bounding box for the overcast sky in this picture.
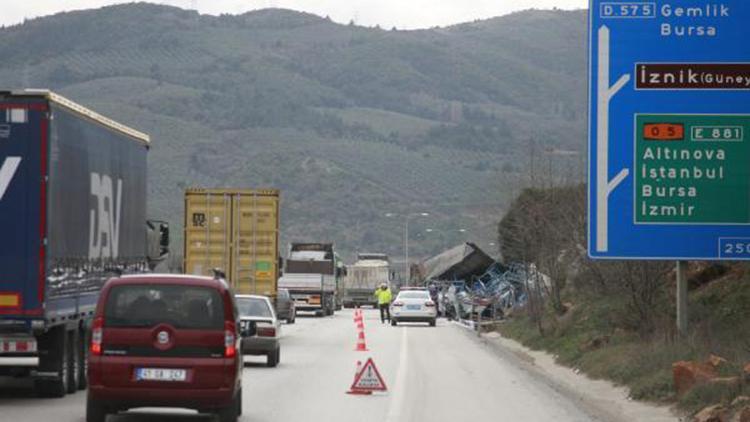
[3,1,588,29]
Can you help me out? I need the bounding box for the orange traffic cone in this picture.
[356,320,364,331]
[354,330,368,351]
[346,361,371,395]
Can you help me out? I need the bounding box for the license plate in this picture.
[406,304,421,310]
[135,368,187,382]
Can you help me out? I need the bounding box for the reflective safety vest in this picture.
[374,288,392,305]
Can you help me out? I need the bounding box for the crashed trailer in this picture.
[422,242,495,283]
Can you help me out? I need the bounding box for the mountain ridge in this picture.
[0,3,588,262]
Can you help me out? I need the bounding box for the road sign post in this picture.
[676,260,688,335]
[589,1,750,260]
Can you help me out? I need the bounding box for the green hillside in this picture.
[0,4,588,263]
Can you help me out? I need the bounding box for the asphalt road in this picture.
[0,309,598,422]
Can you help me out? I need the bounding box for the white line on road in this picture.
[385,327,408,422]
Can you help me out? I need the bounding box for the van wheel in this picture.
[66,329,80,394]
[267,348,280,367]
[391,319,397,326]
[86,392,108,422]
[429,319,436,327]
[34,326,67,398]
[217,392,239,422]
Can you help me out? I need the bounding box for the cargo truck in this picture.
[344,253,391,308]
[0,90,169,397]
[280,243,343,316]
[184,188,279,298]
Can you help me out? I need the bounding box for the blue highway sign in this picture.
[588,0,750,259]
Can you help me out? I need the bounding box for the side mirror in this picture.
[146,220,170,269]
[240,320,256,337]
[159,223,169,255]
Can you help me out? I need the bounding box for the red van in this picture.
[86,275,242,422]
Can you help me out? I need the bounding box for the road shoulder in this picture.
[455,323,680,422]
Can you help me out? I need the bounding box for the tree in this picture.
[499,185,585,316]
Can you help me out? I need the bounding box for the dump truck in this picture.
[0,89,169,397]
[184,188,280,298]
[344,253,391,308]
[280,243,342,316]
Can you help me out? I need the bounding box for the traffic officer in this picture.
[374,283,392,324]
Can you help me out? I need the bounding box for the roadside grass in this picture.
[680,382,750,415]
[498,270,750,413]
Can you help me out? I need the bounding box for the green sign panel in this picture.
[255,261,272,271]
[635,114,750,224]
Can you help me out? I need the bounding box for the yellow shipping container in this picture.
[184,188,279,297]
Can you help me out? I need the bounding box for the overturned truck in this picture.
[421,243,529,320]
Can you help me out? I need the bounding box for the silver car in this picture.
[236,295,281,367]
[390,289,437,327]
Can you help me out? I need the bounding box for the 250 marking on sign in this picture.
[719,238,750,258]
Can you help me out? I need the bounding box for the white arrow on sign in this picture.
[596,25,631,253]
[0,157,21,201]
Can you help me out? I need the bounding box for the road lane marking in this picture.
[385,327,408,422]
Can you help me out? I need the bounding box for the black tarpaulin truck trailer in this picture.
[0,90,168,397]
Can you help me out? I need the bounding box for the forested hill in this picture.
[0,4,588,261]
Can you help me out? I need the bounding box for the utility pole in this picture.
[385,212,429,284]
[405,217,409,283]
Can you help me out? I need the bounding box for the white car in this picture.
[235,295,281,367]
[390,289,437,327]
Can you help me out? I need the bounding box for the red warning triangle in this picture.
[350,358,387,392]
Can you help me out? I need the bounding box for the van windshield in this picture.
[104,284,224,329]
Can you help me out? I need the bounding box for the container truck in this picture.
[183,188,279,298]
[344,253,391,308]
[0,90,169,397]
[280,243,342,316]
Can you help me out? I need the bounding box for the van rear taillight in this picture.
[224,321,237,358]
[90,317,103,356]
[257,326,276,337]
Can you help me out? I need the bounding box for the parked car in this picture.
[390,289,437,327]
[236,295,281,367]
[86,274,243,422]
[275,288,296,323]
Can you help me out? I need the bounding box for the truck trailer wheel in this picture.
[66,329,81,394]
[34,326,68,398]
[67,329,83,394]
[78,327,88,390]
